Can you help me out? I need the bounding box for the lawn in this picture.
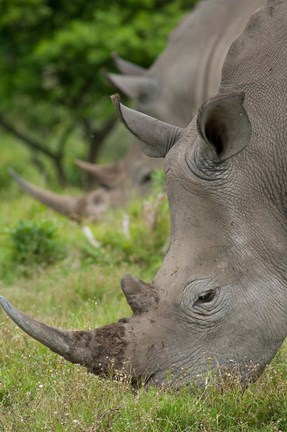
[0,138,287,431]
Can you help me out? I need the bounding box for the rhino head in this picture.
[1,0,287,387]
[10,143,160,222]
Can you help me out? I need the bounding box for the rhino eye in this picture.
[196,289,216,304]
[140,172,152,184]
[138,91,150,104]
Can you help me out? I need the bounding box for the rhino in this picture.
[10,143,159,222]
[108,0,264,127]
[12,0,263,221]
[1,0,286,388]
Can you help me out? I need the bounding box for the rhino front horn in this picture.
[0,296,128,375]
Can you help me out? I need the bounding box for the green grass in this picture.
[1,140,287,431]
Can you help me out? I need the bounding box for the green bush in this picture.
[81,193,169,280]
[8,220,66,266]
[151,168,166,192]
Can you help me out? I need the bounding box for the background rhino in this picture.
[1,0,287,388]
[13,0,263,221]
[10,144,159,222]
[108,0,263,127]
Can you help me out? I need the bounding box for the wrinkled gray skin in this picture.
[1,0,287,388]
[13,0,263,221]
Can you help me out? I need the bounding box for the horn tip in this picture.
[111,93,121,113]
[0,296,12,313]
[8,167,17,179]
[106,72,119,87]
[111,93,121,105]
[111,94,126,126]
[8,168,24,185]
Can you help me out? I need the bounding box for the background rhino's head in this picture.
[10,142,160,222]
[1,0,287,388]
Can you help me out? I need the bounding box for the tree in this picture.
[0,0,198,184]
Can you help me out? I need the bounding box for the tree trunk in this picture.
[81,117,116,188]
[0,114,75,186]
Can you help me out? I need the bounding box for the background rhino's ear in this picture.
[112,53,146,76]
[75,160,121,189]
[197,92,251,162]
[111,94,183,158]
[106,74,157,101]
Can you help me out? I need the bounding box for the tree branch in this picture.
[0,113,69,185]
[0,114,56,160]
[57,123,75,158]
[83,117,117,163]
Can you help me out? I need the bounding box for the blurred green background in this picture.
[0,0,198,192]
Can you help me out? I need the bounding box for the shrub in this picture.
[8,220,66,266]
[81,193,169,280]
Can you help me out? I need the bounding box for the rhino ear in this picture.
[197,92,251,162]
[75,160,121,189]
[112,53,146,76]
[106,73,158,101]
[111,94,183,158]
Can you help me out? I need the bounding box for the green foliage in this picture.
[152,168,166,192]
[2,128,287,431]
[0,0,200,182]
[8,219,66,266]
[81,194,169,279]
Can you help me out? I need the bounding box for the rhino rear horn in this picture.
[112,53,146,76]
[121,273,158,314]
[9,169,81,221]
[111,94,183,158]
[106,74,157,100]
[75,160,121,188]
[0,296,128,375]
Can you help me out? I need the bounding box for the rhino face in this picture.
[113,89,287,386]
[1,0,287,388]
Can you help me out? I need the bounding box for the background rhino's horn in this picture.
[0,296,127,374]
[9,169,81,221]
[121,273,158,314]
[106,74,156,99]
[112,53,146,76]
[111,94,183,158]
[75,159,121,188]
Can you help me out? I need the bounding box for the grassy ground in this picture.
[1,139,287,431]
